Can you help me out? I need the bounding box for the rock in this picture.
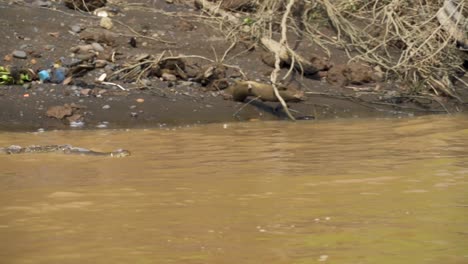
[100,17,113,30]
[66,114,82,123]
[70,44,94,53]
[162,72,177,82]
[46,105,73,119]
[80,88,92,96]
[80,28,117,46]
[91,42,104,52]
[70,25,82,33]
[3,54,12,62]
[95,60,108,68]
[102,104,110,109]
[343,63,376,85]
[44,45,55,51]
[12,50,27,59]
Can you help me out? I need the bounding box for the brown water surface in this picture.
[0,115,467,263]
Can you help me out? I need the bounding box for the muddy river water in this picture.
[0,115,467,263]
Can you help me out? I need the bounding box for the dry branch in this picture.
[260,38,320,75]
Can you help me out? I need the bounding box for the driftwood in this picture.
[225,81,305,102]
[437,0,468,49]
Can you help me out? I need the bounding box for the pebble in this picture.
[44,45,55,51]
[80,88,92,96]
[12,50,27,59]
[102,104,111,109]
[100,17,113,30]
[162,72,177,82]
[70,25,82,33]
[91,42,104,52]
[130,112,138,118]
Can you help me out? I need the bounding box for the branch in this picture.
[270,0,297,120]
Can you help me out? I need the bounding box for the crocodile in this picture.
[0,145,130,157]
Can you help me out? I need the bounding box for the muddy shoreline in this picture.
[0,1,466,131]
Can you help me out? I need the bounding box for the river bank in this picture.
[1,1,467,131]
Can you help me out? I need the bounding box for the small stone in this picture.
[3,54,12,62]
[80,88,92,96]
[136,98,144,103]
[130,112,138,118]
[100,17,113,30]
[165,0,173,3]
[95,60,107,68]
[12,50,27,59]
[44,45,55,51]
[102,104,111,109]
[162,72,177,82]
[46,105,73,119]
[91,42,104,52]
[70,25,82,33]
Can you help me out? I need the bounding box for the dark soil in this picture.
[1,1,467,131]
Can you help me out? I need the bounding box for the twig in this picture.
[233,96,261,117]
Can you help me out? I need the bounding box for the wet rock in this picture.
[100,17,113,30]
[46,105,73,119]
[66,114,82,123]
[70,121,85,128]
[12,50,27,59]
[102,104,110,109]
